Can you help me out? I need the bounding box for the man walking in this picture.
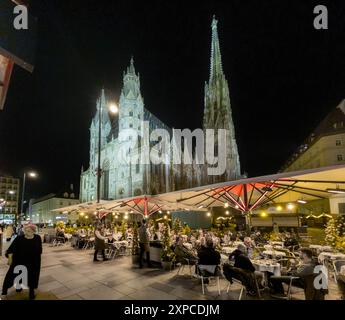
[138,219,152,268]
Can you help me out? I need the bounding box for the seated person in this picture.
[56,227,66,242]
[270,248,317,298]
[283,233,299,250]
[229,244,264,293]
[174,237,198,264]
[243,237,256,258]
[196,238,221,282]
[107,235,115,244]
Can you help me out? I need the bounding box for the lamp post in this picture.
[96,99,118,204]
[19,171,37,224]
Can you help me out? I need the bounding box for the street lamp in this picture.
[96,96,118,203]
[19,171,38,224]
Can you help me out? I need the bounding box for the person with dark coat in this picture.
[229,244,256,272]
[138,220,152,268]
[93,226,108,262]
[174,237,198,264]
[1,224,42,300]
[227,244,263,294]
[196,238,221,284]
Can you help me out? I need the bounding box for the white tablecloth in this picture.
[110,240,128,249]
[263,250,286,258]
[340,265,345,276]
[252,260,281,276]
[310,245,332,253]
[221,254,229,264]
[221,247,237,254]
[318,252,345,263]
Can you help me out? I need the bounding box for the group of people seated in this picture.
[171,228,325,299]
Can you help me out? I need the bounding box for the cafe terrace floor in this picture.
[0,243,342,300]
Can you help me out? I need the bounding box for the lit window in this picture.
[337,154,343,161]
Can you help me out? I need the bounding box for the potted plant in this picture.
[161,220,175,270]
[132,222,140,264]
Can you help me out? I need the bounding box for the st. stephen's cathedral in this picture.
[80,17,241,202]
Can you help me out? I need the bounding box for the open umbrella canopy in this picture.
[100,195,206,217]
[155,165,345,213]
[53,165,345,218]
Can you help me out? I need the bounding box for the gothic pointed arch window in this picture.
[102,159,110,200]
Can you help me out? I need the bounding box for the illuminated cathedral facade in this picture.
[80,16,241,202]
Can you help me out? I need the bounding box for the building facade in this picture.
[29,188,79,225]
[0,175,20,223]
[281,99,345,216]
[282,99,345,172]
[80,16,241,202]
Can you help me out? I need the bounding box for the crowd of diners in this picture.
[172,229,336,299]
[48,221,343,300]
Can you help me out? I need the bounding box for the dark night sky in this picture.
[1,0,345,201]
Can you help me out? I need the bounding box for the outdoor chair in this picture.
[195,264,221,295]
[226,278,246,300]
[277,258,292,274]
[106,246,119,260]
[223,265,262,300]
[333,259,345,284]
[51,236,65,247]
[270,275,301,300]
[176,257,196,278]
[83,237,95,250]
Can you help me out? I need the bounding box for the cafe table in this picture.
[318,252,345,264]
[252,259,281,287]
[262,250,286,259]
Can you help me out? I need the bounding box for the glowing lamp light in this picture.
[158,210,162,214]
[93,212,97,216]
[80,212,85,217]
[164,215,167,219]
[8,190,15,195]
[112,212,116,216]
[235,205,239,209]
[287,203,294,210]
[326,188,345,194]
[109,103,119,114]
[124,216,128,220]
[206,212,211,217]
[276,205,283,211]
[85,215,89,219]
[225,210,229,215]
[167,211,170,214]
[224,203,229,208]
[297,199,307,204]
[115,216,118,219]
[28,172,37,178]
[260,211,267,217]
[198,205,204,209]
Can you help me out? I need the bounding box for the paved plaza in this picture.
[0,244,340,300]
[0,242,342,300]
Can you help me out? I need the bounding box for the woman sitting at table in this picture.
[174,237,198,265]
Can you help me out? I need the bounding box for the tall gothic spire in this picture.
[128,56,136,75]
[209,15,224,82]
